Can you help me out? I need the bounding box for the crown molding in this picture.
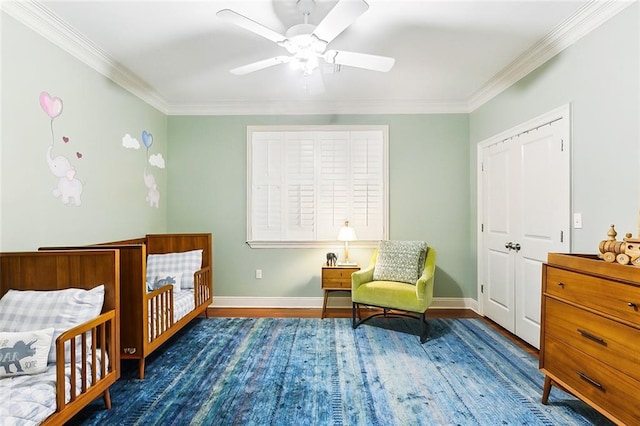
[1,0,169,114]
[166,99,470,116]
[3,0,634,116]
[467,0,635,111]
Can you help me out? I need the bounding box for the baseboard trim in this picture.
[211,296,478,312]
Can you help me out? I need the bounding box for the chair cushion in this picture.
[352,280,429,313]
[373,240,427,284]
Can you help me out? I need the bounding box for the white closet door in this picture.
[513,119,569,348]
[480,107,570,349]
[482,141,516,333]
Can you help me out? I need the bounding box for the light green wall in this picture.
[470,3,639,263]
[1,13,168,250]
[3,4,637,304]
[167,114,471,299]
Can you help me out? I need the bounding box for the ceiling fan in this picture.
[217,0,395,76]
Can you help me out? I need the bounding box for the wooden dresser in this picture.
[541,253,640,425]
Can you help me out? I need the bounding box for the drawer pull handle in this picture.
[557,282,565,288]
[628,302,637,309]
[576,371,605,391]
[577,329,607,346]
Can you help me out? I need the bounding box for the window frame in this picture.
[246,125,389,248]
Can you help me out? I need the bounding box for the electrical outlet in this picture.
[255,269,262,279]
[573,213,582,229]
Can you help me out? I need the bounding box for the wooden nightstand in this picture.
[321,265,360,319]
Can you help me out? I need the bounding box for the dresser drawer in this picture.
[544,266,640,324]
[543,297,640,381]
[322,268,357,289]
[543,337,640,425]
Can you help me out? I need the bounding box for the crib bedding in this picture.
[148,290,195,341]
[174,290,195,323]
[1,355,107,426]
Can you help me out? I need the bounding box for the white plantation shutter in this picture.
[248,126,388,246]
[351,131,384,241]
[250,132,284,241]
[317,131,350,240]
[284,132,315,240]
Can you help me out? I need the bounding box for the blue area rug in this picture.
[70,317,612,425]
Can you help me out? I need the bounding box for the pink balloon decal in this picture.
[39,92,63,119]
[142,130,153,148]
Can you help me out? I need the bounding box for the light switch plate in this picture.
[573,213,582,229]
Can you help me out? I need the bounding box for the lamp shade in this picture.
[337,221,357,241]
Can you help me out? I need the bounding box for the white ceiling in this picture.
[4,1,632,114]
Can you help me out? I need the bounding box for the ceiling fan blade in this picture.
[312,0,369,44]
[230,56,291,75]
[325,50,395,72]
[217,9,286,44]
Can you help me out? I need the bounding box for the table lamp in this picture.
[337,220,357,265]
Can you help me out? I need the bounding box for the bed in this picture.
[43,233,213,379]
[0,249,120,425]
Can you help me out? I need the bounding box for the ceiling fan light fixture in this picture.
[282,29,326,75]
[289,52,319,75]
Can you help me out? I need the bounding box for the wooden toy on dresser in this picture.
[598,224,640,266]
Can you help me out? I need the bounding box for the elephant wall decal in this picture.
[47,145,82,206]
[143,169,160,208]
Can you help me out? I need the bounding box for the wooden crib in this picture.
[0,249,120,425]
[43,233,212,379]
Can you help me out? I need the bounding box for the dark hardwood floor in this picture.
[206,307,539,358]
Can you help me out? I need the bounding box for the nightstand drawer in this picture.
[322,267,359,289]
[323,278,351,289]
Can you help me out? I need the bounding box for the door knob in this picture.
[505,242,514,250]
[513,243,521,252]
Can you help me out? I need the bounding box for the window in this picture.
[247,125,389,248]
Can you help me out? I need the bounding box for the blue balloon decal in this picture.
[142,130,153,148]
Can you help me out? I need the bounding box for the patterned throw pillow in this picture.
[0,286,105,364]
[0,328,54,377]
[148,272,183,293]
[373,240,428,285]
[146,250,202,289]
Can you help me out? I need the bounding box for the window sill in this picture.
[246,241,379,249]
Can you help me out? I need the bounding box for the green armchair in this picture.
[352,242,436,343]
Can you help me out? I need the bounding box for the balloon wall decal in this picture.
[39,92,63,119]
[142,130,153,148]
